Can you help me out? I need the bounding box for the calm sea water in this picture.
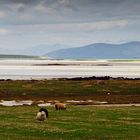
[0,59,140,80]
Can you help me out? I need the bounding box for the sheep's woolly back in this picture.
[36,111,46,121]
[55,103,66,110]
[39,108,48,118]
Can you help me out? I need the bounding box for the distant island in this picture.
[0,54,38,59]
[46,41,140,59]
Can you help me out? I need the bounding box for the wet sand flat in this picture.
[0,59,140,80]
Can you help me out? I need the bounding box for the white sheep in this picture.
[36,108,48,121]
[36,111,46,121]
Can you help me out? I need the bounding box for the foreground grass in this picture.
[0,106,139,140]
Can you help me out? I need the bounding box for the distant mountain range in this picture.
[46,41,140,59]
[0,44,69,56]
[0,42,140,59]
[19,44,70,56]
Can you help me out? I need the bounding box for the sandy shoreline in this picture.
[0,60,139,105]
[0,60,140,79]
[0,59,140,66]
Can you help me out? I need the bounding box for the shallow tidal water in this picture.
[0,59,140,80]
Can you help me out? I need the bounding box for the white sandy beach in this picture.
[0,59,140,80]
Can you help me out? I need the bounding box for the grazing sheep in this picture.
[55,103,66,110]
[39,108,48,118]
[36,108,48,121]
[36,111,46,121]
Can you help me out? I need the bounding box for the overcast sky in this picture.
[0,0,140,49]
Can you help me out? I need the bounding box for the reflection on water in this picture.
[0,100,33,106]
[0,100,108,106]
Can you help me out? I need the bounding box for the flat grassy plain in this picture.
[0,79,140,103]
[0,105,139,140]
[0,79,140,139]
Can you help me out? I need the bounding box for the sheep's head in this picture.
[36,111,46,121]
[41,111,46,117]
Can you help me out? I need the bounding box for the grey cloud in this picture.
[0,0,124,5]
[0,0,57,6]
[0,0,38,5]
[0,0,140,25]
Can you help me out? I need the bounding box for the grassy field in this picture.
[0,79,140,103]
[0,105,139,140]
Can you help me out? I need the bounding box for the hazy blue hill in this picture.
[19,44,70,56]
[46,41,140,59]
[0,44,69,56]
